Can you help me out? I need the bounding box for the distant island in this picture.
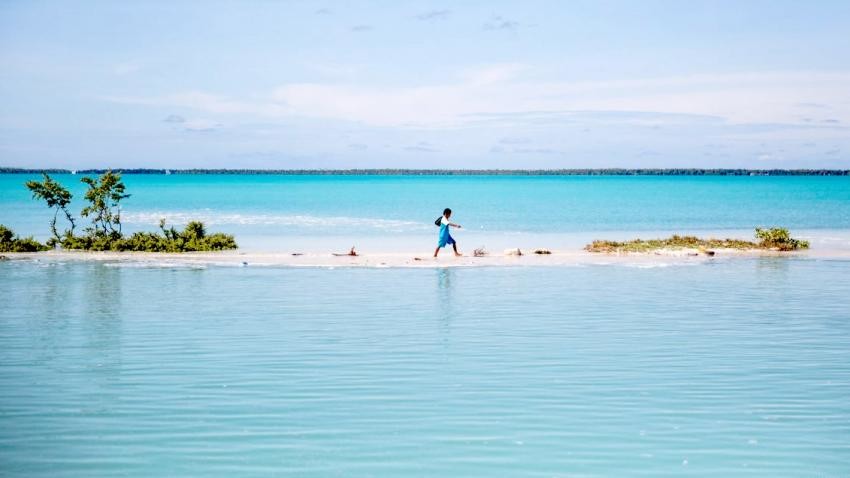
[1,168,849,176]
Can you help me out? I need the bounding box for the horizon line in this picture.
[1,167,849,176]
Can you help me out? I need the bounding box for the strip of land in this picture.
[2,246,845,269]
[2,168,849,176]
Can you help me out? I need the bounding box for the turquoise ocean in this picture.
[2,174,850,476]
[2,174,850,250]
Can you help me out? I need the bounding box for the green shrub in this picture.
[183,221,205,240]
[55,222,237,252]
[200,232,239,251]
[587,227,809,253]
[755,227,809,251]
[120,231,170,252]
[111,221,237,252]
[0,224,49,252]
[25,172,238,253]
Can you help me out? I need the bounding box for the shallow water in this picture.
[2,175,850,251]
[2,259,849,476]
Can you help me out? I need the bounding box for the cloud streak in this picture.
[104,70,850,132]
[416,10,450,21]
[483,15,519,31]
[404,142,439,153]
[182,119,222,132]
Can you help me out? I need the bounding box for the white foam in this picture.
[103,261,206,270]
[121,210,430,233]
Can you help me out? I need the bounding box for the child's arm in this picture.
[451,223,462,228]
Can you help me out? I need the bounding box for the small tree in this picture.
[22,172,236,252]
[25,173,76,245]
[80,170,130,237]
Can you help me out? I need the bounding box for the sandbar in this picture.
[2,247,845,269]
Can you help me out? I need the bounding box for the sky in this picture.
[1,0,849,169]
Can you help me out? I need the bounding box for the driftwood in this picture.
[333,246,358,257]
[473,247,488,257]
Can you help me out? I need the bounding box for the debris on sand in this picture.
[504,248,523,256]
[473,247,488,257]
[333,246,358,257]
[533,248,552,255]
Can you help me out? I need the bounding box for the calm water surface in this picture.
[2,259,849,476]
[2,175,850,247]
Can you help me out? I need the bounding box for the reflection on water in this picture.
[82,265,123,383]
[754,255,793,273]
[28,262,73,365]
[435,267,454,343]
[1,259,849,477]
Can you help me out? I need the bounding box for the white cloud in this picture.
[104,91,283,116]
[103,69,850,131]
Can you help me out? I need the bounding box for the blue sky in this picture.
[1,0,849,169]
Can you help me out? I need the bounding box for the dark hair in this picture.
[443,208,452,216]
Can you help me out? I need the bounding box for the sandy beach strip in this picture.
[2,247,845,269]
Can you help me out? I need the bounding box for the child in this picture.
[434,208,462,257]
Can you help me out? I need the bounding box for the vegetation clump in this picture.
[25,173,76,246]
[0,225,49,252]
[754,227,809,251]
[23,171,237,252]
[119,220,238,252]
[586,228,809,253]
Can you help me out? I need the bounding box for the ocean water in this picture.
[1,259,849,476]
[2,175,850,476]
[2,174,850,251]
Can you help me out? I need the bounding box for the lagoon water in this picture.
[2,174,850,476]
[2,174,850,251]
[2,259,850,476]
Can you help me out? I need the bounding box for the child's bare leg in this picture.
[433,247,440,258]
[453,243,461,256]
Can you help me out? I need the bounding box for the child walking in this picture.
[434,208,462,257]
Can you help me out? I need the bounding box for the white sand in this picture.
[2,247,842,269]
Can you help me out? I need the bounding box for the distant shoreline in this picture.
[1,168,849,176]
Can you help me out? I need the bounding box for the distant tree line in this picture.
[2,167,849,176]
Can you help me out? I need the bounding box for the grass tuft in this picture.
[586,228,808,253]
